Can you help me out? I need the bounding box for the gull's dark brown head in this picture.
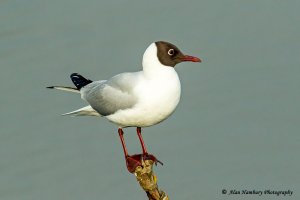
[155,41,201,67]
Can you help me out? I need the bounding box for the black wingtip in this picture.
[70,73,80,77]
[46,86,54,89]
[70,73,93,90]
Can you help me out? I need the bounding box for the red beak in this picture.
[181,55,202,63]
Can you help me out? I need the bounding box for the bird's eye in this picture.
[168,49,175,56]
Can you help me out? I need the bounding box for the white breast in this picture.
[105,42,181,127]
[106,70,181,127]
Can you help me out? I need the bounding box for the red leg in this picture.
[118,128,163,173]
[136,127,148,155]
[118,128,143,173]
[137,127,163,166]
[118,128,128,157]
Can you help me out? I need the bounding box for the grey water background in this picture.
[1,0,299,199]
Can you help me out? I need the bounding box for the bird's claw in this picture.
[125,153,163,173]
[142,153,163,166]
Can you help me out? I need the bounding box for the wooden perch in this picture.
[132,159,169,200]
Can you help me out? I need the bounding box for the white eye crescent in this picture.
[168,49,175,56]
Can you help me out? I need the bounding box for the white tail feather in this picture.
[47,86,80,93]
[62,106,100,117]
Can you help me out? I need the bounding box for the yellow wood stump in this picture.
[133,159,169,200]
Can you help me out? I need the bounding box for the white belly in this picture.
[106,71,181,127]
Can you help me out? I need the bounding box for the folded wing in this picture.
[81,73,139,116]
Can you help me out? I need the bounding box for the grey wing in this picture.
[80,73,139,116]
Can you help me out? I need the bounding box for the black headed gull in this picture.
[48,41,201,172]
